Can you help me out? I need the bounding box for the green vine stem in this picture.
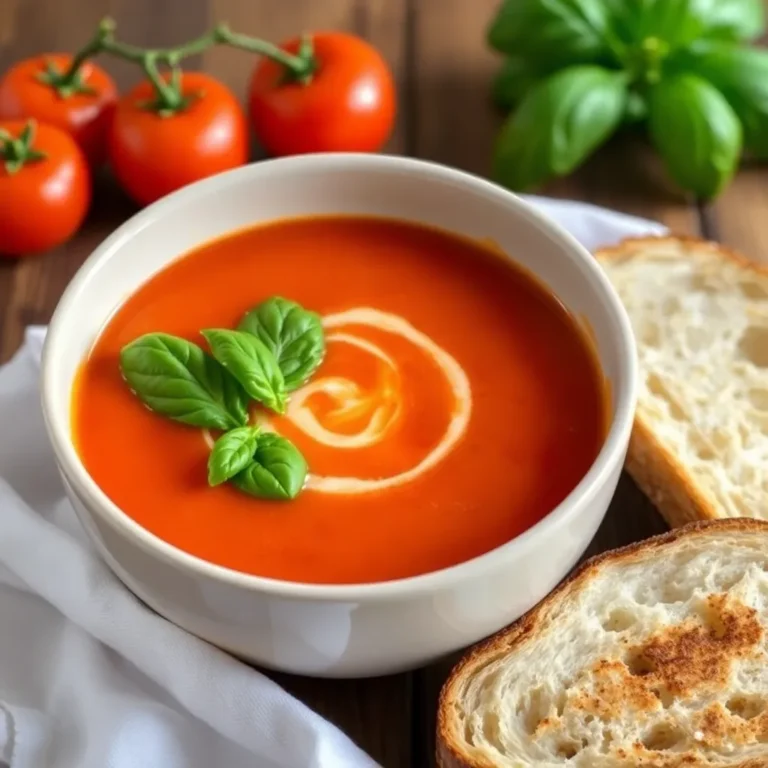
[216,25,316,84]
[35,17,319,114]
[37,18,116,98]
[98,25,221,114]
[0,120,47,174]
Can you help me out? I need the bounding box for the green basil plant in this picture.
[488,0,768,198]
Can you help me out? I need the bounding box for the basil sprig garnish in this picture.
[488,0,768,199]
[208,426,261,486]
[238,296,325,392]
[202,329,287,415]
[232,432,308,501]
[119,333,249,430]
[119,296,324,503]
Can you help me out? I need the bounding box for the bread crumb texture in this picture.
[442,525,768,767]
[597,237,768,520]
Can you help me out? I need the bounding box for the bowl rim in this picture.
[41,153,638,602]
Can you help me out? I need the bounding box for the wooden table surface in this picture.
[2,1,767,765]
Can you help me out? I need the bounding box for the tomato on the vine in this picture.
[0,120,91,258]
[248,32,396,156]
[109,72,249,207]
[0,55,117,164]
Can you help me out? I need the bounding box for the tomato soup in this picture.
[73,216,607,584]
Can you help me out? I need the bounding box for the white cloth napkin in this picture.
[0,197,666,768]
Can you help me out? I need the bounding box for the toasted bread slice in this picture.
[596,236,768,527]
[437,519,768,768]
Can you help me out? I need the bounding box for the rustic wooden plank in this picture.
[0,0,106,58]
[363,0,408,155]
[411,0,498,176]
[709,163,768,264]
[109,0,209,89]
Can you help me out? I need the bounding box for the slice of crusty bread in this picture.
[437,519,768,768]
[596,236,768,527]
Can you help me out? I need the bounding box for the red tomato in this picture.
[0,120,91,257]
[0,55,117,165]
[109,72,249,207]
[248,32,396,156]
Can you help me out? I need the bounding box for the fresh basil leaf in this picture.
[690,44,768,158]
[625,0,763,49]
[648,73,742,199]
[202,329,287,414]
[487,0,616,65]
[631,0,709,49]
[491,58,547,110]
[208,426,260,486]
[494,65,627,190]
[237,297,324,392]
[232,433,308,501]
[697,0,764,41]
[119,333,248,430]
[604,0,646,46]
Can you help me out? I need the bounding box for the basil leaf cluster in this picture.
[488,0,766,198]
[119,296,325,501]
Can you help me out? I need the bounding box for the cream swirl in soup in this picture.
[267,308,471,494]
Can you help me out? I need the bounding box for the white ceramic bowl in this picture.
[41,154,637,678]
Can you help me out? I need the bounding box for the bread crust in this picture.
[597,235,768,529]
[595,233,768,277]
[624,415,719,528]
[436,518,768,768]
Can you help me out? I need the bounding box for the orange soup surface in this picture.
[73,216,607,584]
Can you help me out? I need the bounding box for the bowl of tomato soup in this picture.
[41,154,636,677]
